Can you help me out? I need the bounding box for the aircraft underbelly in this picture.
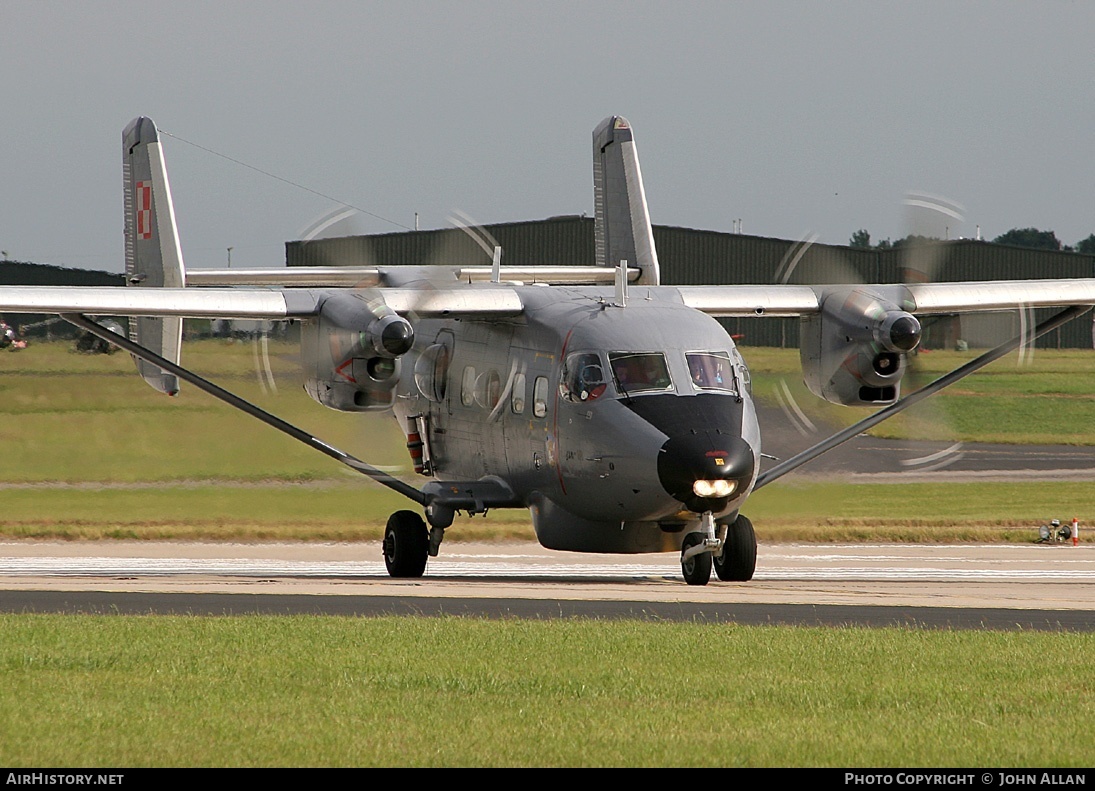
[529,496,682,554]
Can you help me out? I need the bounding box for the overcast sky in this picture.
[2,1,1093,274]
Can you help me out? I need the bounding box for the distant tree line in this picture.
[850,228,1095,254]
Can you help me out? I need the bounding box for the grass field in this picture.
[0,339,407,482]
[0,480,1091,542]
[2,616,1093,767]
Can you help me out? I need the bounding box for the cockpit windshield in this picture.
[686,351,737,393]
[609,352,673,394]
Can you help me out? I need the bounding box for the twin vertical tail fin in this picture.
[122,116,185,395]
[592,116,660,286]
[118,114,656,394]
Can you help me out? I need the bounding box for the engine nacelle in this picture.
[800,287,921,406]
[301,291,414,412]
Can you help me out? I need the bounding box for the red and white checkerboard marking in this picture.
[136,181,152,240]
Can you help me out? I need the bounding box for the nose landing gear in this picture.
[680,532,713,585]
[714,514,756,582]
[680,512,757,585]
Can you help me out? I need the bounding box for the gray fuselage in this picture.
[392,284,761,553]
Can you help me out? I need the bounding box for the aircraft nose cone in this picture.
[657,433,755,513]
[621,393,755,513]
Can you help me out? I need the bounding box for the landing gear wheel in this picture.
[681,532,712,586]
[714,514,757,582]
[383,510,429,578]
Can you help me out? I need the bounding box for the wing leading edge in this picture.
[679,278,1095,318]
[4,277,1095,323]
[905,279,1095,313]
[0,285,526,320]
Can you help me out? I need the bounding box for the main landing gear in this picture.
[680,512,757,586]
[382,511,429,577]
[382,508,451,578]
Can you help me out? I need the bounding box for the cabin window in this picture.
[461,366,476,406]
[475,369,503,409]
[533,376,549,418]
[686,352,736,393]
[560,352,608,403]
[413,343,450,402]
[512,373,526,414]
[608,352,672,394]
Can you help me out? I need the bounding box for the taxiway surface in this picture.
[2,540,1093,629]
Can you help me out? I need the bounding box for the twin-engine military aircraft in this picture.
[2,116,1094,584]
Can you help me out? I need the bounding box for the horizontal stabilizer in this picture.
[185,265,642,288]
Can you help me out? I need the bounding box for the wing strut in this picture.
[754,304,1092,489]
[62,313,428,506]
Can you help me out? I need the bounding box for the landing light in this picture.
[693,479,737,498]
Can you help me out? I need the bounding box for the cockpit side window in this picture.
[686,351,737,393]
[533,376,549,418]
[608,352,673,394]
[729,346,751,395]
[560,352,608,403]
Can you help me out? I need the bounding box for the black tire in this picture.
[714,514,757,582]
[680,532,712,586]
[383,510,429,578]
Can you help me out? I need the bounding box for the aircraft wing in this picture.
[904,279,1095,313]
[0,286,318,319]
[0,285,524,320]
[676,285,821,317]
[678,278,1095,317]
[6,278,1095,322]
